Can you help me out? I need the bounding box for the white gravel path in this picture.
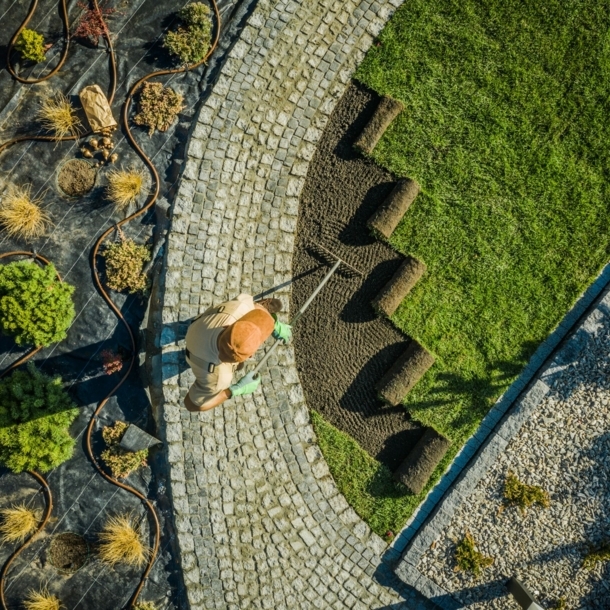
[417,325,610,609]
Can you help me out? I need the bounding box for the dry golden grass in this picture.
[23,588,63,610]
[0,184,51,240]
[0,503,40,543]
[106,168,146,209]
[98,514,148,566]
[37,92,82,140]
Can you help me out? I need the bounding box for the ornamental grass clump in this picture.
[503,471,550,515]
[0,184,51,240]
[102,235,150,294]
[134,602,158,610]
[101,421,148,479]
[15,29,46,63]
[134,82,184,136]
[98,514,148,566]
[0,504,41,543]
[37,92,82,140]
[106,167,145,208]
[0,260,75,347]
[455,531,493,577]
[23,588,63,610]
[163,1,212,65]
[0,363,78,473]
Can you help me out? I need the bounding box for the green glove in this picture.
[272,319,292,343]
[229,371,260,397]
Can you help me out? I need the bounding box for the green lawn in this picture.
[315,0,610,537]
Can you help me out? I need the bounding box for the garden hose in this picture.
[0,471,53,610]
[0,0,221,605]
[0,254,55,610]
[6,0,71,84]
[87,2,221,604]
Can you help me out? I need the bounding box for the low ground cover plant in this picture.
[134,82,184,136]
[0,363,78,473]
[101,420,148,478]
[37,92,82,140]
[134,603,158,610]
[0,184,51,240]
[0,260,75,347]
[317,0,610,535]
[106,167,145,208]
[0,504,40,543]
[502,472,550,514]
[455,531,494,576]
[164,1,212,65]
[15,29,46,63]
[23,588,62,610]
[102,234,150,294]
[101,348,124,374]
[98,514,148,566]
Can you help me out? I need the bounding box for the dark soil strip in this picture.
[291,82,426,471]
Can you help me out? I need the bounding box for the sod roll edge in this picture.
[368,178,420,239]
[354,95,404,155]
[377,339,434,406]
[373,256,426,317]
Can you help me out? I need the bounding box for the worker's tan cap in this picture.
[218,308,274,363]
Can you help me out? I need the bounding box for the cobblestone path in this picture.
[153,0,437,608]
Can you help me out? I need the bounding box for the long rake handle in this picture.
[252,258,342,376]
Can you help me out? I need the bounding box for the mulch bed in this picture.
[291,82,426,471]
[48,532,89,573]
[57,159,97,197]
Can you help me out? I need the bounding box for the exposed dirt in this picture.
[291,82,426,472]
[57,159,97,197]
[48,532,89,573]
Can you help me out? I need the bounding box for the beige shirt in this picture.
[185,294,256,401]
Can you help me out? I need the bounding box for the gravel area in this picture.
[417,325,610,609]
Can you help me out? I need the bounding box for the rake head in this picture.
[308,240,364,279]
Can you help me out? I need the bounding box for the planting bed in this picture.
[0,0,247,607]
[291,82,426,472]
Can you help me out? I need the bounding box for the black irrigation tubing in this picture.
[0,253,56,610]
[0,0,221,605]
[0,471,53,610]
[85,1,221,605]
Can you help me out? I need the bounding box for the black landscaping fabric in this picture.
[0,0,246,607]
[291,82,426,472]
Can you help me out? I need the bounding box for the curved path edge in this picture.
[147,0,439,608]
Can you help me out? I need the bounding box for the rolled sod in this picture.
[354,95,404,155]
[377,339,434,406]
[373,256,426,317]
[393,427,450,494]
[367,179,420,239]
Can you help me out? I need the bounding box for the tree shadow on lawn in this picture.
[404,341,541,435]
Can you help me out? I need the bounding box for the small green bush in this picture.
[455,531,494,577]
[102,238,150,294]
[101,421,148,479]
[503,472,550,515]
[0,363,78,473]
[0,261,75,347]
[583,542,610,569]
[164,2,212,65]
[15,29,46,63]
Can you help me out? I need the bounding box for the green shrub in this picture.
[102,238,150,294]
[15,29,46,63]
[163,2,212,65]
[455,532,494,577]
[0,261,75,347]
[583,542,610,569]
[101,421,148,479]
[0,364,78,473]
[503,472,550,515]
[134,82,184,136]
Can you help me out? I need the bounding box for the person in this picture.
[183,294,292,412]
